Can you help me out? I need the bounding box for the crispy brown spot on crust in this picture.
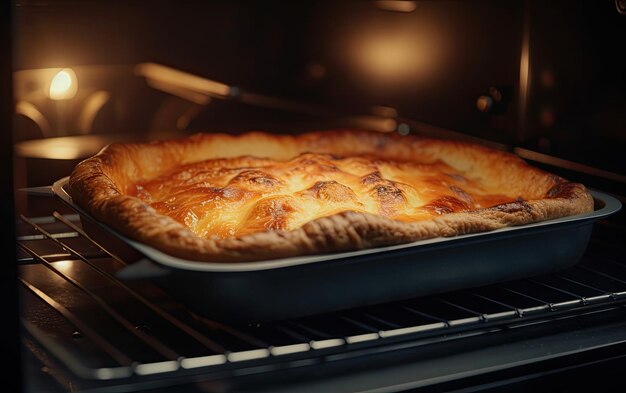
[547,182,577,198]
[248,197,296,230]
[291,153,336,165]
[446,173,467,182]
[361,171,383,185]
[374,184,404,199]
[303,180,358,202]
[228,170,283,190]
[449,185,473,204]
[424,196,470,215]
[289,154,340,174]
[372,182,406,216]
[361,172,407,214]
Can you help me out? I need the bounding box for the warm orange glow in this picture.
[15,136,83,159]
[370,105,399,118]
[349,116,397,132]
[48,68,78,100]
[46,144,82,160]
[77,91,111,133]
[52,260,75,272]
[352,29,435,84]
[374,1,417,13]
[15,100,52,137]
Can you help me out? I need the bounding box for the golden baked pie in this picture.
[68,130,594,262]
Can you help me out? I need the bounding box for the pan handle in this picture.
[116,258,171,280]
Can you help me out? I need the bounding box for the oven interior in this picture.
[11,1,626,392]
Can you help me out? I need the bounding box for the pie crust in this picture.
[68,130,594,262]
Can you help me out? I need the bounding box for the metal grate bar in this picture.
[529,278,586,299]
[18,241,180,361]
[16,207,626,384]
[539,275,607,296]
[525,279,587,311]
[235,324,306,348]
[25,214,226,354]
[584,257,626,280]
[404,297,483,325]
[285,320,332,340]
[578,265,626,286]
[17,241,72,261]
[191,314,269,349]
[401,305,450,325]
[493,286,551,315]
[272,325,312,343]
[474,286,545,310]
[287,315,374,340]
[358,305,441,329]
[497,285,550,305]
[340,316,380,333]
[559,267,626,293]
[555,273,614,294]
[346,309,416,332]
[437,299,483,317]
[467,292,518,310]
[602,257,626,270]
[17,232,79,241]
[51,212,128,264]
[439,293,517,322]
[359,312,402,329]
[24,213,81,224]
[19,277,133,366]
[55,211,277,352]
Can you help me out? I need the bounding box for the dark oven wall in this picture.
[13,0,626,174]
[524,0,626,175]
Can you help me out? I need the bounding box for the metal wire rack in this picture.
[17,207,626,391]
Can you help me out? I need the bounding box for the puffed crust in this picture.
[68,130,594,262]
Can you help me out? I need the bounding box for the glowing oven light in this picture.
[355,35,426,82]
[48,68,78,100]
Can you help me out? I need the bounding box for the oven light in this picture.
[356,35,424,80]
[48,68,77,100]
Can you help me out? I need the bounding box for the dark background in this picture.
[12,0,626,175]
[2,1,20,392]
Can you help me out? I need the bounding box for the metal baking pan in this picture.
[53,177,621,322]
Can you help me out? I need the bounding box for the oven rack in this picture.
[17,209,626,392]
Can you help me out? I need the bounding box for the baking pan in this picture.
[53,177,621,322]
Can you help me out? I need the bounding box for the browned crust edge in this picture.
[68,130,594,262]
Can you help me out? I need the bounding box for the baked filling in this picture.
[132,154,517,239]
[68,130,594,262]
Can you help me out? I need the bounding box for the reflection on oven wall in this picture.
[12,0,626,177]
